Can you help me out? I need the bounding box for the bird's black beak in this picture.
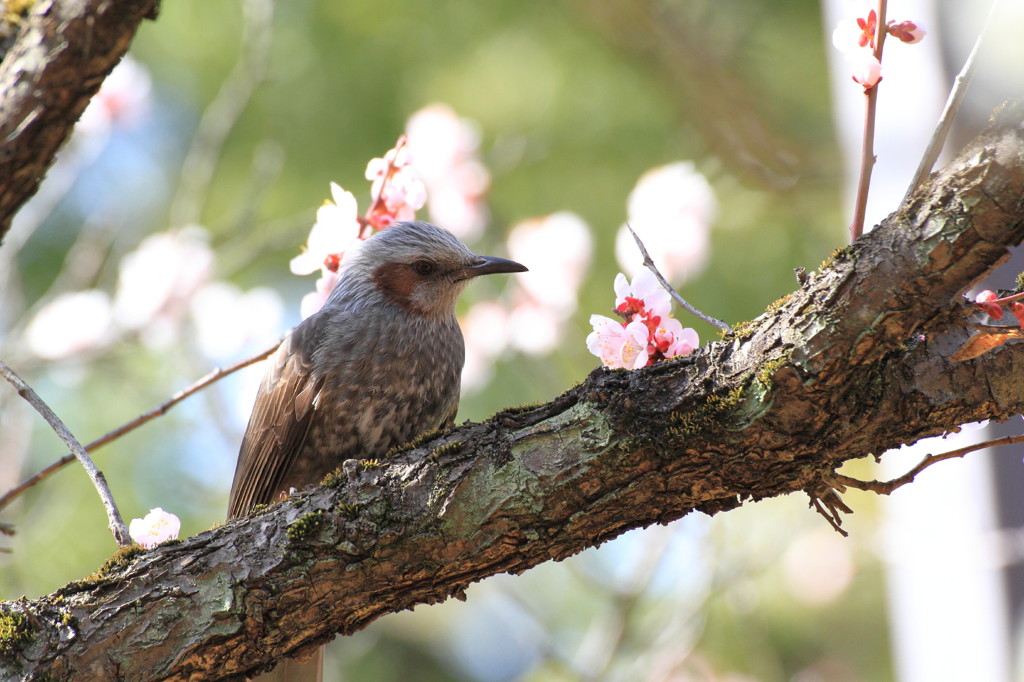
[456,255,528,281]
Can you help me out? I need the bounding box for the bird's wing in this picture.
[227,322,324,519]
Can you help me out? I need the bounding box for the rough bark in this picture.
[0,0,159,244]
[1,101,1023,681]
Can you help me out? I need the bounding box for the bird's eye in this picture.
[412,260,436,276]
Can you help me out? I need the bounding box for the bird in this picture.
[227,220,527,681]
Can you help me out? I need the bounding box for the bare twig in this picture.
[807,486,853,537]
[902,0,999,204]
[625,223,731,332]
[0,339,281,512]
[0,361,131,546]
[849,0,888,242]
[834,433,1024,496]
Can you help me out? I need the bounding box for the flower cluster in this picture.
[832,6,926,89]
[587,271,698,370]
[975,290,1024,328]
[291,137,428,318]
[406,104,490,240]
[364,137,427,230]
[129,507,181,549]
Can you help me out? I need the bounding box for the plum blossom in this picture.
[365,140,427,229]
[460,302,511,391]
[616,162,715,283]
[614,270,671,322]
[974,289,1003,320]
[77,56,152,137]
[587,317,651,370]
[831,5,925,90]
[113,227,214,347]
[832,8,878,53]
[508,212,593,317]
[850,52,883,89]
[129,508,181,549]
[887,20,926,44]
[1011,302,1024,329]
[190,282,284,360]
[25,290,114,360]
[290,183,360,276]
[406,104,490,239]
[587,271,699,369]
[652,316,699,357]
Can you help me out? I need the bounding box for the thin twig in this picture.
[0,361,131,546]
[809,494,849,537]
[849,0,888,242]
[0,339,281,512]
[625,223,731,332]
[835,433,1024,496]
[902,0,999,205]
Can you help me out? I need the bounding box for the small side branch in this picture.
[834,433,1024,496]
[0,361,131,546]
[625,223,731,332]
[0,339,281,512]
[902,0,999,204]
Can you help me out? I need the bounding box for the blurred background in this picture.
[1,0,1022,679]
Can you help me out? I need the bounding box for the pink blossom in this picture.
[508,212,593,317]
[406,104,490,239]
[849,52,883,89]
[365,142,427,229]
[887,20,926,44]
[613,270,671,322]
[290,183,361,276]
[113,227,214,347]
[26,290,115,360]
[587,316,651,370]
[1011,302,1024,329]
[508,301,562,356]
[832,9,877,53]
[975,289,1003,320]
[617,162,715,283]
[129,508,181,549]
[652,317,699,358]
[77,57,152,136]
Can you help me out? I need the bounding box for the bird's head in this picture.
[341,221,527,318]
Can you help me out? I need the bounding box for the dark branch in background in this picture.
[0,340,281,513]
[0,361,130,546]
[0,0,160,244]
[3,101,1024,681]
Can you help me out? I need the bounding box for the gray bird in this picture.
[228,221,526,681]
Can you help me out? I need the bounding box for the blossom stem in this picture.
[849,0,888,242]
[625,223,731,332]
[0,360,131,546]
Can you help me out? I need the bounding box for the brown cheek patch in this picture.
[372,263,425,315]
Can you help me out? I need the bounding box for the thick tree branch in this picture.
[2,102,1024,681]
[0,0,159,243]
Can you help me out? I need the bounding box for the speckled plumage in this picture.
[227,221,526,520]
